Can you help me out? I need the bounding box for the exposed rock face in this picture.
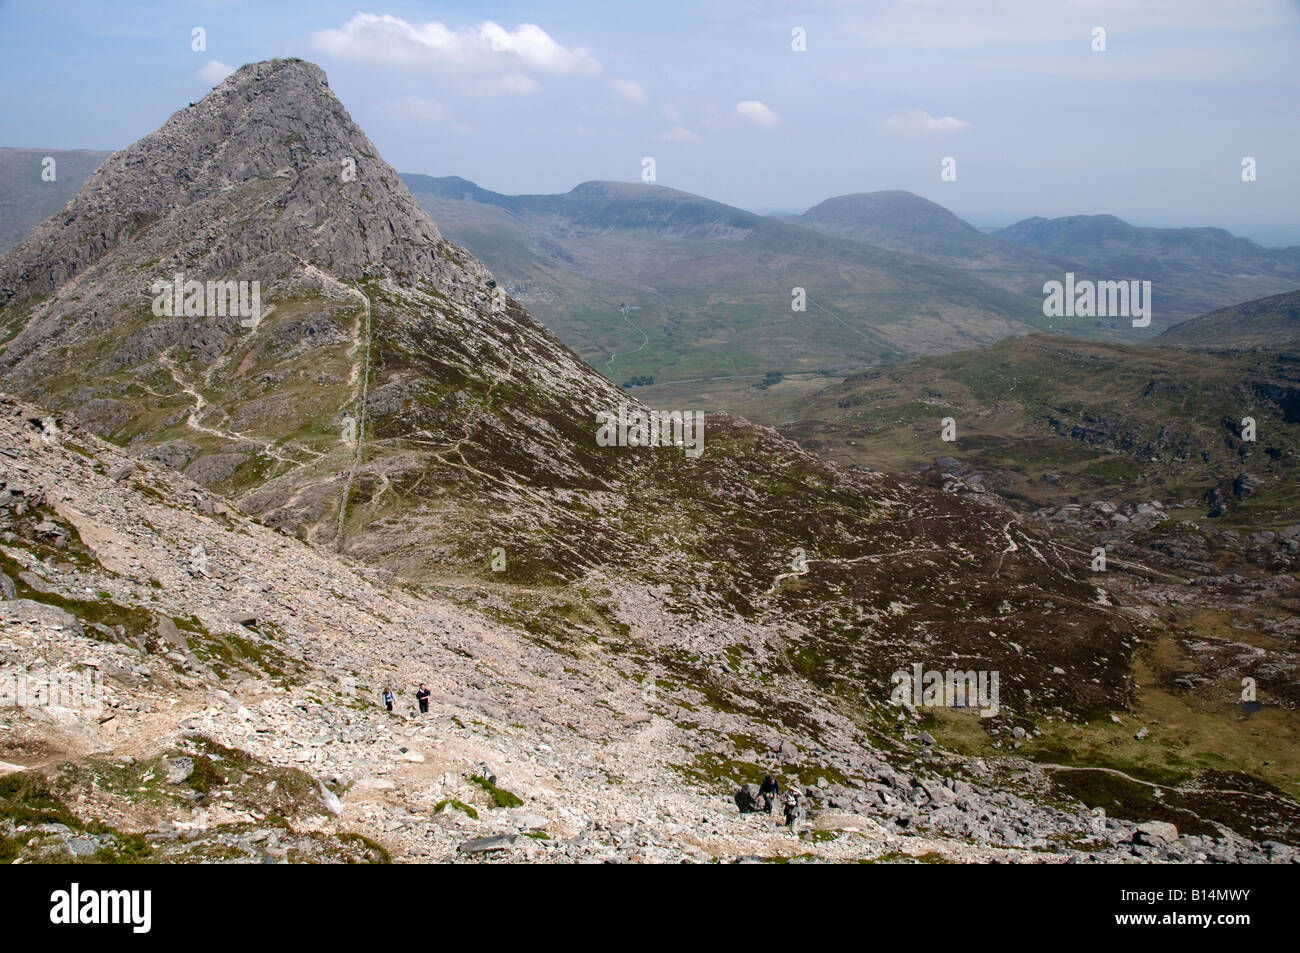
[0,58,1148,724]
[2,397,1291,862]
[1,60,1294,862]
[0,60,457,307]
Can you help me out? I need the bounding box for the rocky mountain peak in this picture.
[0,57,468,315]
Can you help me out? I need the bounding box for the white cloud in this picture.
[308,14,601,78]
[658,125,701,143]
[882,109,972,136]
[661,103,681,122]
[608,77,649,104]
[388,96,449,121]
[735,100,780,126]
[197,60,235,85]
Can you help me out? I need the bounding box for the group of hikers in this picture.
[382,684,431,714]
[759,773,805,827]
[379,685,804,828]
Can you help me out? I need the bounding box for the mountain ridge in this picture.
[0,57,1294,860]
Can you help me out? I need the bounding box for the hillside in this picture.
[1157,289,1300,350]
[401,174,1074,388]
[996,215,1300,322]
[768,330,1300,832]
[787,190,1068,299]
[0,59,1294,860]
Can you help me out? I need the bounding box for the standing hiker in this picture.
[382,687,395,712]
[783,784,802,828]
[759,773,780,814]
[416,683,431,714]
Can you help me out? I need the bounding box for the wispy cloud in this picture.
[658,125,701,143]
[608,78,648,104]
[883,109,972,136]
[308,14,601,94]
[735,100,780,126]
[197,60,235,85]
[851,0,1293,50]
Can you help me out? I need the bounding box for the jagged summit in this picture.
[0,57,628,571]
[0,58,461,311]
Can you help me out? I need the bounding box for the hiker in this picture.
[382,687,395,712]
[759,773,780,813]
[783,784,802,828]
[416,683,431,714]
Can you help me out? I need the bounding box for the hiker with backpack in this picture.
[783,784,802,828]
[382,687,395,712]
[759,773,780,813]
[416,683,431,714]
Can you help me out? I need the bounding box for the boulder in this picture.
[1233,472,1262,500]
[458,834,518,854]
[734,783,762,813]
[1133,821,1178,846]
[165,756,194,784]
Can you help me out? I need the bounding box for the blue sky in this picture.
[2,0,1298,243]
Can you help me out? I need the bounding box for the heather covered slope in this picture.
[765,329,1300,819]
[12,394,1293,861]
[1157,289,1300,350]
[0,59,1144,723]
[0,59,1293,852]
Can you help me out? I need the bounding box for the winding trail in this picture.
[603,305,649,372]
[335,283,372,550]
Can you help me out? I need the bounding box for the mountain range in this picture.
[11,150,1298,406]
[0,58,1295,862]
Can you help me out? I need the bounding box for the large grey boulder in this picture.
[1133,821,1178,846]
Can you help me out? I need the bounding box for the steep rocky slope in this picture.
[0,59,1293,861]
[4,399,1292,862]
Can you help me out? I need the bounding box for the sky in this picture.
[1,0,1298,243]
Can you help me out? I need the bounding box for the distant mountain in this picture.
[996,214,1300,321]
[400,174,1094,387]
[1157,288,1300,350]
[7,150,1295,385]
[0,147,112,251]
[785,190,1077,302]
[795,191,991,259]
